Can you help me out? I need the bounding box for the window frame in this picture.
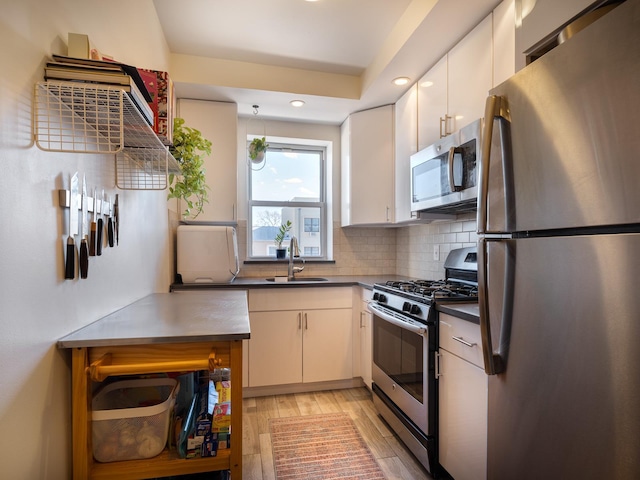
[248,141,328,260]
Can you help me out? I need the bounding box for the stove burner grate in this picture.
[384,279,477,300]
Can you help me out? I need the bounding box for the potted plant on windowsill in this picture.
[248,136,269,163]
[168,117,212,219]
[274,220,292,259]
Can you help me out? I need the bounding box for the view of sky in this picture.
[251,150,321,202]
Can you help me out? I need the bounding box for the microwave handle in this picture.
[448,147,464,192]
[447,147,456,192]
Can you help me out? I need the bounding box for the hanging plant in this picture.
[248,136,269,162]
[168,117,212,219]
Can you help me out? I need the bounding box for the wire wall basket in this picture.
[34,81,179,190]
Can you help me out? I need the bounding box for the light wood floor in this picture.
[242,387,433,480]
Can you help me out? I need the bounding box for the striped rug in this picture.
[269,412,386,480]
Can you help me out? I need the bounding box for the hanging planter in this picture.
[248,136,268,164]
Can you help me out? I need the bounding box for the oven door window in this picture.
[373,316,424,404]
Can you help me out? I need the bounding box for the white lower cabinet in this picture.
[359,298,373,389]
[247,288,353,388]
[438,313,488,480]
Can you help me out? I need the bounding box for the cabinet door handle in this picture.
[360,311,364,328]
[298,312,302,330]
[452,336,476,348]
[435,351,442,379]
[440,114,452,137]
[304,313,308,330]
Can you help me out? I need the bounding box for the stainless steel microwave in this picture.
[410,118,482,214]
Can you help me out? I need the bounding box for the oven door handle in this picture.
[367,303,427,336]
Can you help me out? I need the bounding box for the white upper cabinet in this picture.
[447,14,493,134]
[493,0,516,87]
[515,0,595,70]
[176,99,238,222]
[341,105,395,226]
[418,14,493,150]
[394,84,418,223]
[417,56,448,151]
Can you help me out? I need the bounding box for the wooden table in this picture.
[58,291,250,479]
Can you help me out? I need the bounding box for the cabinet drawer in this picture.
[249,287,352,312]
[439,313,483,368]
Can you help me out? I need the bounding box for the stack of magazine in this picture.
[45,54,154,127]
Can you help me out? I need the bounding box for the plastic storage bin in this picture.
[92,378,178,463]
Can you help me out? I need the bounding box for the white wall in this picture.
[0,1,174,477]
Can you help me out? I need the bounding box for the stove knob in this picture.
[402,302,411,312]
[378,294,387,303]
[373,293,380,301]
[410,304,422,315]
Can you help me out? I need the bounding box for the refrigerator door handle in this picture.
[478,95,511,234]
[478,238,514,375]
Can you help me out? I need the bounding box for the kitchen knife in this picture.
[89,188,97,256]
[114,194,119,246]
[96,189,104,256]
[107,194,114,247]
[79,175,89,278]
[64,172,78,279]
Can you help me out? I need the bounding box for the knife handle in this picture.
[80,238,88,279]
[89,221,97,256]
[97,219,103,256]
[65,237,75,279]
[108,217,114,247]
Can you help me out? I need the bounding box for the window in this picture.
[304,217,319,233]
[249,141,327,259]
[304,247,320,256]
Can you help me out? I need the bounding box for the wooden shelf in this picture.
[90,448,231,479]
[68,340,243,479]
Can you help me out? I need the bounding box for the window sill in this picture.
[243,259,336,265]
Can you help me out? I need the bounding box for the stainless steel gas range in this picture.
[367,247,478,475]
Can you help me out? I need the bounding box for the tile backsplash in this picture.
[236,213,477,280]
[396,214,477,279]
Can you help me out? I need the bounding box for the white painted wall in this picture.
[0,1,174,477]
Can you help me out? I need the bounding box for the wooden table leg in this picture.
[71,347,91,479]
[229,340,243,479]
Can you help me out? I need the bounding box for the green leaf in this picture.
[167,117,212,218]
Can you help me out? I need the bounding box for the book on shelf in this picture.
[138,68,175,145]
[44,67,154,127]
[51,54,152,102]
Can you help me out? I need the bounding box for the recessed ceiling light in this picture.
[421,80,434,88]
[393,77,410,86]
[290,100,305,107]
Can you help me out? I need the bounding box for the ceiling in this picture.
[152,0,501,124]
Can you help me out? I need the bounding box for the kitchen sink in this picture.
[265,277,328,282]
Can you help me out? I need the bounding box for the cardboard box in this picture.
[68,33,90,59]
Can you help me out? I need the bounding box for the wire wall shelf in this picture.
[116,148,169,190]
[34,81,179,190]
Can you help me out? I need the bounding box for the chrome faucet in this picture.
[288,236,305,280]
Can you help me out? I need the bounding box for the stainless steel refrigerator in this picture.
[477,1,640,478]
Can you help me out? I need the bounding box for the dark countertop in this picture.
[170,275,412,291]
[58,291,251,348]
[437,303,480,324]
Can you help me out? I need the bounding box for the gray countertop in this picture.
[437,303,480,324]
[171,275,412,291]
[58,291,251,349]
